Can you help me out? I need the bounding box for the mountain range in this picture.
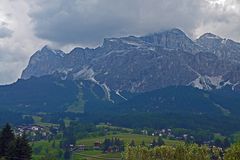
[1,28,240,134]
[21,28,240,96]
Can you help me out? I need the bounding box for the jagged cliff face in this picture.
[21,46,65,78]
[21,29,240,92]
[196,33,240,62]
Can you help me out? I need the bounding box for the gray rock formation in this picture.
[21,29,240,92]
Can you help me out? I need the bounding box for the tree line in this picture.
[0,123,32,160]
[124,143,240,160]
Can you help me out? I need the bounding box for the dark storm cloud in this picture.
[28,0,206,45]
[29,0,140,45]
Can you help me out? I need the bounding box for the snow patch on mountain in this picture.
[58,68,73,75]
[74,67,114,102]
[208,76,223,88]
[57,68,73,80]
[73,67,95,80]
[122,40,142,47]
[102,83,114,103]
[116,90,128,100]
[190,76,223,90]
[232,82,240,90]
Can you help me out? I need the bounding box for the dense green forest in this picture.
[1,76,240,136]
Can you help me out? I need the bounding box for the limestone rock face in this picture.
[21,29,240,92]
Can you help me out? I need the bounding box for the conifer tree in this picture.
[9,133,32,160]
[20,134,32,159]
[63,148,71,160]
[0,124,32,160]
[0,123,15,157]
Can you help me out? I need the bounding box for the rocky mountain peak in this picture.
[166,28,187,36]
[141,28,188,43]
[41,45,52,52]
[140,28,202,54]
[38,45,65,57]
[197,32,222,45]
[21,45,66,80]
[198,33,222,41]
[196,33,240,62]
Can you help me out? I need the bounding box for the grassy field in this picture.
[31,132,182,160]
[77,133,182,146]
[72,150,122,160]
[30,122,183,160]
[32,115,59,127]
[31,139,122,160]
[96,124,133,132]
[74,133,182,159]
[32,140,63,160]
[66,87,85,113]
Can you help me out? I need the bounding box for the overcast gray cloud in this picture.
[0,0,47,84]
[0,26,13,38]
[195,0,240,40]
[0,45,29,84]
[0,0,240,84]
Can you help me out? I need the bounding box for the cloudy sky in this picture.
[0,0,240,84]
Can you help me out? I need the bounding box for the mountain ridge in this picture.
[21,28,240,93]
